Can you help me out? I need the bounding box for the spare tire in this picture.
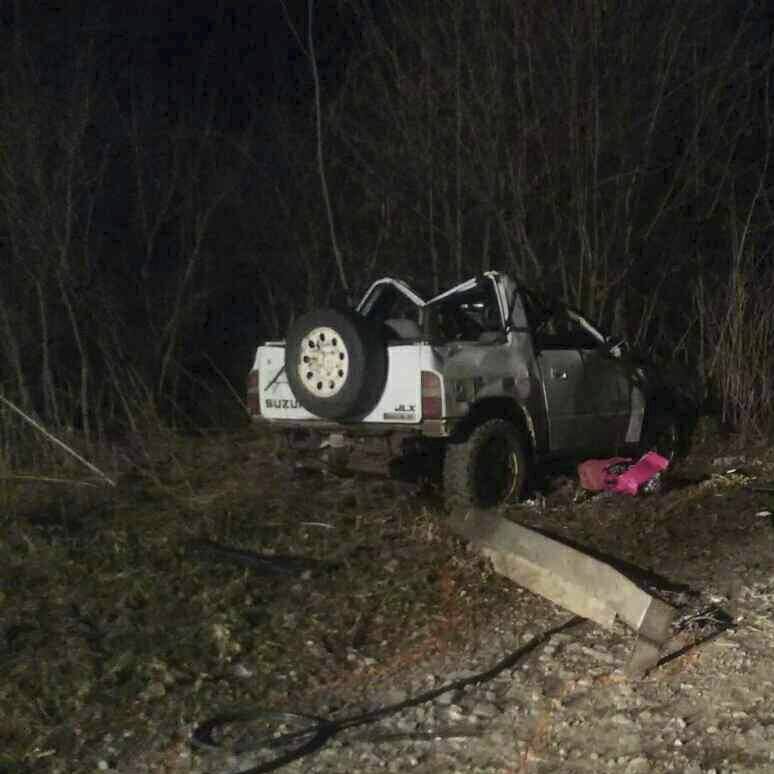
[285,308,388,420]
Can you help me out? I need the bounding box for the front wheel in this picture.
[443,418,528,511]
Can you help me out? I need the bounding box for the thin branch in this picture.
[0,395,116,487]
[279,0,350,302]
[307,0,350,302]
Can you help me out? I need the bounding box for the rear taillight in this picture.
[246,370,261,416]
[421,371,443,419]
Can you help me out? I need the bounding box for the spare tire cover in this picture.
[285,308,388,420]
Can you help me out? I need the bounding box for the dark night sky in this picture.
[4,0,357,128]
[119,0,354,119]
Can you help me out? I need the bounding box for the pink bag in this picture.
[610,451,670,496]
[578,457,632,492]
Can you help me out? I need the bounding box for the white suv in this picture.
[248,272,678,508]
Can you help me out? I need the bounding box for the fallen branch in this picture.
[0,474,100,487]
[0,395,116,487]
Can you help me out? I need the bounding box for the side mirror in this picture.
[601,338,628,359]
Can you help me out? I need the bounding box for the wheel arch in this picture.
[451,397,536,456]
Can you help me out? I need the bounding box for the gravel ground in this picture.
[191,589,774,774]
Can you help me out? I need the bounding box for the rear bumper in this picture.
[251,416,452,438]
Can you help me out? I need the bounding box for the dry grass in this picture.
[701,251,774,443]
[0,425,510,774]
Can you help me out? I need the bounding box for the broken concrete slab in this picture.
[447,508,675,676]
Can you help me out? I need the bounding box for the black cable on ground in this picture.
[185,539,338,576]
[192,710,337,772]
[190,616,585,773]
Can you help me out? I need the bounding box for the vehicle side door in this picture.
[529,306,624,454]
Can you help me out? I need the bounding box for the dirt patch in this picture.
[2,428,774,773]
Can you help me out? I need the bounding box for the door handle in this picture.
[550,368,568,380]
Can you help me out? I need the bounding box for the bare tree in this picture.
[279,0,351,303]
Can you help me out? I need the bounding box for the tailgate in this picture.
[257,345,314,420]
[367,344,423,422]
[256,344,424,423]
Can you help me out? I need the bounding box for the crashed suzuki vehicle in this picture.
[247,272,678,509]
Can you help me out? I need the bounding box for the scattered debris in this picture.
[672,605,733,636]
[712,455,747,469]
[319,434,348,450]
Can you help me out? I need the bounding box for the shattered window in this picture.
[366,285,418,323]
[363,284,424,339]
[427,282,503,342]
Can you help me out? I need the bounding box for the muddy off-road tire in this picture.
[443,418,528,510]
[286,308,387,421]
